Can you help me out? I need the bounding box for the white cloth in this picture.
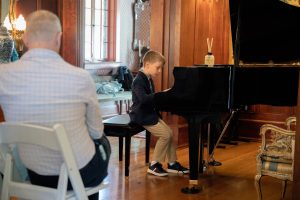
[0,48,104,175]
[0,144,29,181]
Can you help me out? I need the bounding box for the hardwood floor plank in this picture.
[99,137,292,200]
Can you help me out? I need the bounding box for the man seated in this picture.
[0,10,110,200]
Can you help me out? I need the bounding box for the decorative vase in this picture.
[0,26,14,64]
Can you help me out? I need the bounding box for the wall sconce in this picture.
[3,16,13,31]
[3,14,26,55]
[12,14,26,54]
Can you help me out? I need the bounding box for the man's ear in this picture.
[54,32,62,52]
[55,32,62,46]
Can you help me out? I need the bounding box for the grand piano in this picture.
[154,0,300,193]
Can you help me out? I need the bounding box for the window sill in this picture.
[84,61,123,70]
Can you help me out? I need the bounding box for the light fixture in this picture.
[3,16,13,31]
[15,14,26,31]
[13,14,26,53]
[3,14,26,54]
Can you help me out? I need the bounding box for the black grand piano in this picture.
[154,0,300,193]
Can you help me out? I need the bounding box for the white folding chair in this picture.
[0,122,108,200]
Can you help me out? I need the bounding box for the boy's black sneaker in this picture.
[147,162,168,177]
[167,161,189,174]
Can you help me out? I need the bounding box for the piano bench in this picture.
[103,114,150,177]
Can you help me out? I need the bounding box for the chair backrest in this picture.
[0,122,89,200]
[260,123,296,173]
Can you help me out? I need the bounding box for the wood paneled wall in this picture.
[194,0,210,65]
[58,0,80,66]
[194,0,230,64]
[15,0,80,66]
[152,0,231,69]
[177,0,196,66]
[237,105,296,138]
[16,0,37,18]
[151,0,231,89]
[16,0,58,19]
[150,0,165,91]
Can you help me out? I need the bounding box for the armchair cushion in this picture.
[261,155,292,164]
[261,160,293,175]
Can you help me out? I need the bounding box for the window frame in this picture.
[83,0,116,63]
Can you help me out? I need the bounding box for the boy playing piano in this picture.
[129,50,189,176]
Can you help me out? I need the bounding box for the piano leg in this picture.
[199,123,205,173]
[181,115,203,194]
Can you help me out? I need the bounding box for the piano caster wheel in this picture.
[181,186,203,194]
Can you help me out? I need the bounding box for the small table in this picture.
[97,91,132,114]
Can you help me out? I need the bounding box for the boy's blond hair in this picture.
[143,50,166,66]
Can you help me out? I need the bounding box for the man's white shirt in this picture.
[0,48,103,175]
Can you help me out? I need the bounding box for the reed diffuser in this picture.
[205,38,214,67]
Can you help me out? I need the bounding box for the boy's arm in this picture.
[132,81,154,105]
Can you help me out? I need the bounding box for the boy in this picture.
[129,50,189,176]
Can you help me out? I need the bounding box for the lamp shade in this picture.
[3,15,12,31]
[15,15,26,31]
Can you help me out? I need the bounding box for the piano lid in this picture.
[230,0,300,63]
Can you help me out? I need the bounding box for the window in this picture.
[84,0,116,62]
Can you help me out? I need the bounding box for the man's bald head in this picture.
[23,10,62,52]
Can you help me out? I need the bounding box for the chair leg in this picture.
[145,130,150,164]
[2,154,13,200]
[255,175,262,200]
[281,180,287,199]
[119,136,123,161]
[125,135,131,177]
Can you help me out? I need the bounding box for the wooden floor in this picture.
[99,137,292,200]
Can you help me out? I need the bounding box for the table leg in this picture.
[119,136,123,161]
[125,135,131,176]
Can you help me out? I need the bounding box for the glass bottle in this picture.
[205,52,215,67]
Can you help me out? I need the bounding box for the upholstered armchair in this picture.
[255,116,296,200]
